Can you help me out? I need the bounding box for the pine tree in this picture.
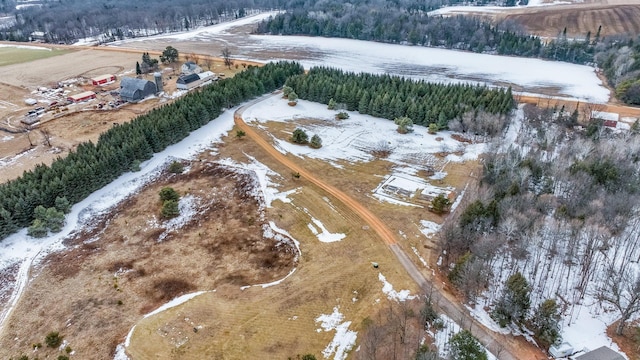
[291,128,309,144]
[493,272,531,327]
[309,134,322,149]
[449,330,487,360]
[531,299,561,348]
[136,61,141,75]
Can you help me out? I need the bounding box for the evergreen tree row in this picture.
[285,67,514,128]
[0,61,304,240]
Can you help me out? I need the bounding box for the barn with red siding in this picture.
[91,74,116,86]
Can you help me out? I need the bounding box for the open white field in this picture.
[112,12,611,103]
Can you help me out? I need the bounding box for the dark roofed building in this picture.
[120,77,157,103]
[176,73,201,90]
[575,346,625,360]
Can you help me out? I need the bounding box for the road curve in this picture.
[234,94,546,360]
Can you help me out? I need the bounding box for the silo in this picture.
[154,72,163,93]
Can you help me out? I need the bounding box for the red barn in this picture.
[91,74,116,86]
[67,91,96,103]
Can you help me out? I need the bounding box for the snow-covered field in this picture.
[113,12,610,103]
[427,0,573,16]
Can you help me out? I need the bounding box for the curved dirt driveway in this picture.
[235,95,546,360]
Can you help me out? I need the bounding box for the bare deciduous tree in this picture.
[40,128,52,147]
[221,47,233,69]
[596,266,640,335]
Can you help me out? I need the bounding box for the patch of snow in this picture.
[378,273,417,302]
[308,217,346,243]
[118,11,281,42]
[144,291,207,319]
[315,307,358,360]
[561,302,628,358]
[419,220,442,239]
[411,246,429,268]
[465,299,511,335]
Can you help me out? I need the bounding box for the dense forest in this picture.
[286,67,514,133]
[595,36,640,105]
[0,0,284,43]
[0,61,304,240]
[0,0,460,43]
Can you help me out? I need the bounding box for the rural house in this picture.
[575,346,625,360]
[91,74,116,86]
[181,61,202,75]
[120,77,157,102]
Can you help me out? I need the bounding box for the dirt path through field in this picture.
[235,94,547,360]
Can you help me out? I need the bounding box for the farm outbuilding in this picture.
[120,77,157,102]
[176,73,201,90]
[67,91,96,103]
[181,61,202,75]
[176,71,217,90]
[91,74,116,86]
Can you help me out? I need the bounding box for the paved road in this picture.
[235,94,546,360]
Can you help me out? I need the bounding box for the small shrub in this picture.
[45,331,63,348]
[65,345,72,354]
[282,85,293,98]
[159,187,180,202]
[57,356,69,360]
[287,91,298,106]
[117,300,123,305]
[27,219,48,238]
[168,160,184,174]
[236,130,246,139]
[130,159,141,172]
[309,134,323,149]
[328,98,337,110]
[335,111,349,120]
[394,116,414,134]
[162,200,180,218]
[290,128,309,144]
[430,193,451,214]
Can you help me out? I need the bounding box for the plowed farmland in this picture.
[498,3,640,38]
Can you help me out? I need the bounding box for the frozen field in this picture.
[114,12,610,103]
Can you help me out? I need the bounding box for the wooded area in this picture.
[441,104,640,342]
[285,67,514,133]
[0,61,304,240]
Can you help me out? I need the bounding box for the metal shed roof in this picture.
[575,346,625,360]
[177,73,201,84]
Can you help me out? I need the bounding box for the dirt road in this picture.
[235,94,546,360]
